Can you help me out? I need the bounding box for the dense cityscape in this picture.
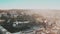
[0,9,60,34]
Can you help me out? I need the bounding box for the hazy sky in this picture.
[0,0,60,9]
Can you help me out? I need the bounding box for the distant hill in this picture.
[0,9,60,22]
